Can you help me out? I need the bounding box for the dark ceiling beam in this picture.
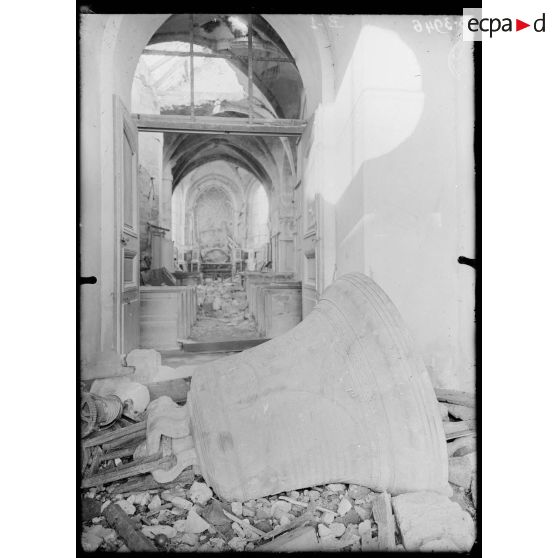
[143,49,293,64]
[132,113,306,137]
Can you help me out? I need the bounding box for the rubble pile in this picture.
[81,378,477,552]
[189,276,258,340]
[197,276,248,322]
[82,480,436,552]
[437,389,477,518]
[81,419,477,552]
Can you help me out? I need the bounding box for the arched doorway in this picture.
[130,14,306,355]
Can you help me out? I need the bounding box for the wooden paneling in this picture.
[114,95,140,355]
[140,286,197,350]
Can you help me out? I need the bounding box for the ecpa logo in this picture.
[467,13,546,38]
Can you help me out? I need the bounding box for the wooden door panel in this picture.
[114,95,140,355]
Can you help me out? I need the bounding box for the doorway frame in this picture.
[120,114,306,353]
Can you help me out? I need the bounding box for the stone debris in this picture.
[81,393,476,553]
[182,509,211,534]
[271,500,292,519]
[126,491,150,507]
[82,472,477,552]
[82,525,118,551]
[329,522,346,537]
[227,536,247,551]
[142,525,177,539]
[116,500,136,515]
[168,496,192,511]
[449,452,476,489]
[337,497,352,516]
[358,519,372,537]
[190,277,257,340]
[392,491,475,552]
[148,494,161,511]
[348,484,371,500]
[176,532,198,546]
[188,481,213,505]
[82,530,103,552]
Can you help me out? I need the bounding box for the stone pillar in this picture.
[159,166,173,232]
[150,226,173,270]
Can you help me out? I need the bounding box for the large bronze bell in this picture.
[186,273,449,501]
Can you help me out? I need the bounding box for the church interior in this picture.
[80,13,477,552]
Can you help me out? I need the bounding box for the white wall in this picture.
[301,16,475,391]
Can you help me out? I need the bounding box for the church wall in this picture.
[301,16,475,391]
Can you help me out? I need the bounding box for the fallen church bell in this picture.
[183,272,449,501]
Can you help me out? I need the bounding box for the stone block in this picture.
[392,491,475,552]
[348,484,371,500]
[448,452,476,488]
[126,348,162,375]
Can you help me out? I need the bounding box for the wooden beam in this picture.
[443,419,476,440]
[142,49,293,64]
[82,421,147,448]
[103,503,157,552]
[132,113,306,137]
[371,492,396,551]
[179,338,270,353]
[435,388,475,408]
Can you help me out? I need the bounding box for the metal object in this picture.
[81,392,124,437]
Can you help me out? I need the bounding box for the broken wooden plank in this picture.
[444,420,476,440]
[371,492,396,551]
[100,447,136,462]
[101,430,146,452]
[132,113,306,137]
[447,403,475,421]
[81,453,175,489]
[84,446,103,479]
[142,48,293,64]
[256,525,318,552]
[103,502,157,552]
[278,495,338,516]
[108,468,195,495]
[179,338,269,354]
[144,503,173,517]
[222,509,266,538]
[261,505,316,541]
[435,388,475,408]
[83,421,146,448]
